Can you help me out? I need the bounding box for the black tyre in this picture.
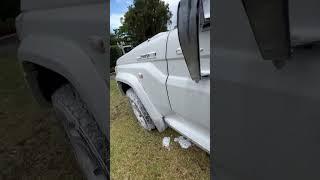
[126,88,155,131]
[52,84,109,180]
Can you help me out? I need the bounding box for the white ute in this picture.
[115,0,210,152]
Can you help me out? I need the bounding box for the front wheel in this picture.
[126,88,155,131]
[52,85,109,180]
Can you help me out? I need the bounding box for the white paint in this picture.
[162,137,171,150]
[174,136,192,149]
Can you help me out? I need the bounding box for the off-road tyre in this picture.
[52,84,109,180]
[126,88,155,131]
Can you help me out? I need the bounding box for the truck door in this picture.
[165,16,210,151]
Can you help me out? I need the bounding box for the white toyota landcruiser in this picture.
[115,0,210,152]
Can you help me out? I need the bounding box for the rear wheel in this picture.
[52,85,109,180]
[126,88,155,131]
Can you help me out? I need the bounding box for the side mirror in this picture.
[177,0,201,82]
[242,0,291,68]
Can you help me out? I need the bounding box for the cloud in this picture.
[162,0,179,29]
[110,0,133,32]
[110,13,124,32]
[125,0,132,5]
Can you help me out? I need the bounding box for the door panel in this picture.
[166,28,210,151]
[139,32,172,115]
[214,0,320,179]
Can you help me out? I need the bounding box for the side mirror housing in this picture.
[177,0,201,82]
[242,0,291,63]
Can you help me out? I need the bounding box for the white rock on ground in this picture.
[162,137,171,150]
[174,136,192,149]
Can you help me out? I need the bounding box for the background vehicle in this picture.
[214,0,320,179]
[115,0,210,152]
[16,0,109,179]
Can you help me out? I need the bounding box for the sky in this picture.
[110,0,179,33]
[110,0,133,32]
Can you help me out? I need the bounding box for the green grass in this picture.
[110,80,210,180]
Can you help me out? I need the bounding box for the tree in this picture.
[110,33,118,46]
[110,45,122,72]
[117,0,172,46]
[110,33,123,71]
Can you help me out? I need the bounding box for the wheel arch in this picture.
[18,35,108,137]
[21,61,69,107]
[116,81,131,96]
[115,73,167,132]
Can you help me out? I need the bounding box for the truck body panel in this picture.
[17,1,108,137]
[214,0,320,179]
[166,28,210,152]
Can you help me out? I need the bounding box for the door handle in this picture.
[176,48,182,55]
[176,47,204,55]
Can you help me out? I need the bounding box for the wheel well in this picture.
[22,62,69,103]
[117,81,131,95]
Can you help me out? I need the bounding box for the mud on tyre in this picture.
[52,84,109,180]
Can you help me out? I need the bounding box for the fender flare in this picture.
[115,72,167,132]
[18,35,108,137]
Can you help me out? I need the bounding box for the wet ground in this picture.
[0,35,84,179]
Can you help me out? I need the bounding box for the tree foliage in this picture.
[110,33,118,46]
[110,33,123,71]
[110,45,122,71]
[116,0,172,46]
